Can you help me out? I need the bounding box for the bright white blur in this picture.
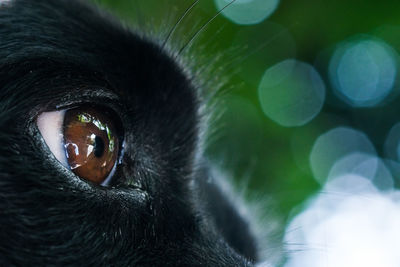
[286,125,400,266]
[0,0,12,6]
[284,174,400,267]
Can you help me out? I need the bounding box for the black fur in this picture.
[0,0,258,265]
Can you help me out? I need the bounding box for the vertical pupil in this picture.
[93,135,105,158]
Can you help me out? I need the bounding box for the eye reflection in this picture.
[37,105,122,186]
[63,107,119,184]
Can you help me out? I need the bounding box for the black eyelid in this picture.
[55,87,121,110]
[24,87,123,126]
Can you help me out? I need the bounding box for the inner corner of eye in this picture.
[36,110,69,168]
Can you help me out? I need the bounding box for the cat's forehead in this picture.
[0,0,193,93]
[0,0,197,121]
[0,0,199,164]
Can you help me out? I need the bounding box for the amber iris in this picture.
[63,107,119,184]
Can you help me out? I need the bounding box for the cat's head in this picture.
[0,0,259,265]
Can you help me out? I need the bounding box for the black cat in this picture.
[0,0,262,265]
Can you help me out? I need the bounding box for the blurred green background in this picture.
[93,0,400,241]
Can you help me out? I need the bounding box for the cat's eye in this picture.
[36,106,122,185]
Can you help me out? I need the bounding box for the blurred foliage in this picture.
[93,0,400,223]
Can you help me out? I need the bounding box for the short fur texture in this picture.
[0,0,259,265]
